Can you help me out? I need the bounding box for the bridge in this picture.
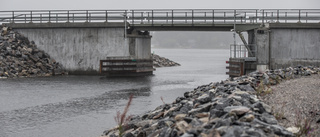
[1,9,320,76]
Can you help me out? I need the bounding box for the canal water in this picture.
[0,49,229,137]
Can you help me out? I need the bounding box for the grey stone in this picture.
[221,126,243,137]
[259,113,278,125]
[210,109,226,119]
[224,106,250,115]
[197,93,211,104]
[180,133,194,137]
[188,102,213,115]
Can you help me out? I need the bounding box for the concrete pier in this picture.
[249,23,320,71]
[11,23,152,75]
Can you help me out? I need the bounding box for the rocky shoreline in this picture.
[102,66,320,137]
[152,53,180,68]
[0,26,65,78]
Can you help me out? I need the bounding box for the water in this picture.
[0,49,229,137]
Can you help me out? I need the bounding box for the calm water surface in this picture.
[0,49,229,137]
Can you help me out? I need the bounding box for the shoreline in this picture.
[102,66,320,137]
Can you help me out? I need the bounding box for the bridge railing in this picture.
[230,44,256,59]
[0,9,319,25]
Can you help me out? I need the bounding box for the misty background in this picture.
[152,31,244,49]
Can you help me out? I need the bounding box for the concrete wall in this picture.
[16,27,151,74]
[269,28,320,69]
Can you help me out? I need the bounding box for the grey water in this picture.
[0,49,229,137]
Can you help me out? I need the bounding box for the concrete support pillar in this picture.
[254,28,270,72]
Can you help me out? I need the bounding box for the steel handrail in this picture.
[0,9,319,25]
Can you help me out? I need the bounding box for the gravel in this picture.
[261,74,320,136]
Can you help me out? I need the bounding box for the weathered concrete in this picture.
[269,28,320,69]
[13,23,152,75]
[247,23,320,71]
[248,28,270,71]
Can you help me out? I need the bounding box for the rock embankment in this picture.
[102,66,320,137]
[152,53,180,67]
[0,26,65,78]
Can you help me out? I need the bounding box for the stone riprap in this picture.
[0,26,65,78]
[102,66,320,137]
[152,53,180,68]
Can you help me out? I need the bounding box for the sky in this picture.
[1,0,319,11]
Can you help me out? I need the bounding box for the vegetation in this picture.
[294,108,318,137]
[114,94,133,137]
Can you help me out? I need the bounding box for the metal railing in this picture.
[0,9,320,25]
[230,44,256,59]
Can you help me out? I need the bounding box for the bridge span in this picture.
[1,9,320,76]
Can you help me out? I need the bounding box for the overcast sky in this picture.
[1,0,319,10]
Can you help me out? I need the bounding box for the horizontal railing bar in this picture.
[1,9,320,25]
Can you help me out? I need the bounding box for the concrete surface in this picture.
[269,28,320,69]
[16,26,152,75]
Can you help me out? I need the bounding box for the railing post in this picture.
[12,11,14,23]
[152,10,154,26]
[40,14,42,23]
[30,11,33,23]
[256,10,258,23]
[277,10,279,23]
[205,12,207,23]
[67,11,69,23]
[89,13,91,22]
[105,10,108,23]
[262,10,265,26]
[285,12,287,23]
[306,12,308,23]
[25,14,26,23]
[86,10,88,22]
[244,12,247,23]
[49,11,51,23]
[212,10,214,25]
[192,10,194,25]
[224,12,226,23]
[166,12,168,24]
[56,14,58,23]
[141,12,143,23]
[172,10,174,26]
[298,10,301,23]
[132,10,134,25]
[185,12,187,23]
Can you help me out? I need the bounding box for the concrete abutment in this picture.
[7,23,152,75]
[247,23,320,72]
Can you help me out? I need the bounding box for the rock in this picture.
[286,126,300,134]
[175,114,187,121]
[197,94,211,104]
[210,109,226,119]
[239,114,255,122]
[188,102,214,115]
[152,53,180,68]
[224,106,250,116]
[101,65,320,137]
[176,121,189,133]
[259,113,278,125]
[0,26,66,78]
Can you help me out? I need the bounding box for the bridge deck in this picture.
[1,9,319,31]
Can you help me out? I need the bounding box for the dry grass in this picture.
[114,94,133,137]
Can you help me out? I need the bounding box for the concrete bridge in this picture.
[1,9,320,76]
